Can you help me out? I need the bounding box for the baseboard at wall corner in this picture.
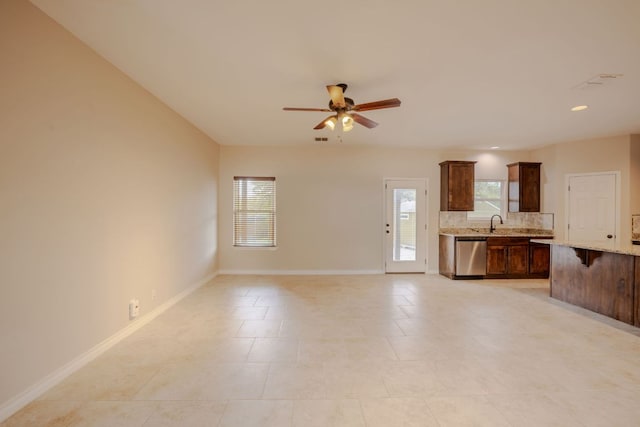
[216,269,441,276]
[217,269,385,276]
[0,271,218,424]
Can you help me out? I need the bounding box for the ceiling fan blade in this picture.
[313,115,335,130]
[351,113,378,129]
[283,107,332,112]
[353,98,401,112]
[327,85,346,108]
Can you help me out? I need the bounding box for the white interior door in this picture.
[385,179,427,273]
[567,173,618,243]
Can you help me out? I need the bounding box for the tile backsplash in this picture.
[439,211,554,231]
[633,214,640,241]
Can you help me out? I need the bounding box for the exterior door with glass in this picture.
[384,179,427,273]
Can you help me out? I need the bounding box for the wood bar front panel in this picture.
[551,245,635,325]
[636,256,640,328]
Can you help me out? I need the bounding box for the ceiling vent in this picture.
[574,73,623,90]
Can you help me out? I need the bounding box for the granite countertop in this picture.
[439,228,554,238]
[531,239,640,256]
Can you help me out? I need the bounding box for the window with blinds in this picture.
[467,179,505,220]
[233,177,276,247]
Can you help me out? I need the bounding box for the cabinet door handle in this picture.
[607,234,613,239]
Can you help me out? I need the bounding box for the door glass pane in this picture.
[393,188,416,261]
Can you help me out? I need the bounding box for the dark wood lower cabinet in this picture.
[550,244,635,325]
[439,234,551,279]
[529,242,551,277]
[486,237,530,278]
[486,245,508,275]
[509,245,529,275]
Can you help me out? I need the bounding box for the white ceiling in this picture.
[31,0,640,150]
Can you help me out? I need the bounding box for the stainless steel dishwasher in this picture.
[455,237,487,276]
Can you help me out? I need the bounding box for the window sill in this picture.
[233,246,278,251]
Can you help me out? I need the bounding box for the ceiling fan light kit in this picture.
[340,114,354,132]
[283,83,401,133]
[325,116,337,130]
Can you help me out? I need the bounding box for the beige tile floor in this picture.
[4,274,640,426]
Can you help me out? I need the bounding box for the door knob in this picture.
[607,234,613,239]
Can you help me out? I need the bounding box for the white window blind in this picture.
[233,177,276,247]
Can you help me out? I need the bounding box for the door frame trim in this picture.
[382,177,429,273]
[564,171,621,242]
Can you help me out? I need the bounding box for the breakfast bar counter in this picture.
[532,239,640,327]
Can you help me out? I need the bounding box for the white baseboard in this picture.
[0,272,217,423]
[218,269,385,275]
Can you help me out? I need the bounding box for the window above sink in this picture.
[467,179,506,221]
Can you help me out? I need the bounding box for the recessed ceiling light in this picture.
[490,146,500,150]
[571,105,588,112]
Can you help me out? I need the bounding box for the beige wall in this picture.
[631,134,640,215]
[218,145,529,273]
[3,0,637,415]
[220,137,637,273]
[531,135,632,241]
[0,0,219,408]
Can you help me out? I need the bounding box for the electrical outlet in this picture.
[129,299,140,318]
[151,289,157,301]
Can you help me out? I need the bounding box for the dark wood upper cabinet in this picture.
[440,161,476,211]
[507,162,541,212]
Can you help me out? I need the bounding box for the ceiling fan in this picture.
[283,83,401,132]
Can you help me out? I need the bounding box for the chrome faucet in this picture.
[490,214,503,233]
